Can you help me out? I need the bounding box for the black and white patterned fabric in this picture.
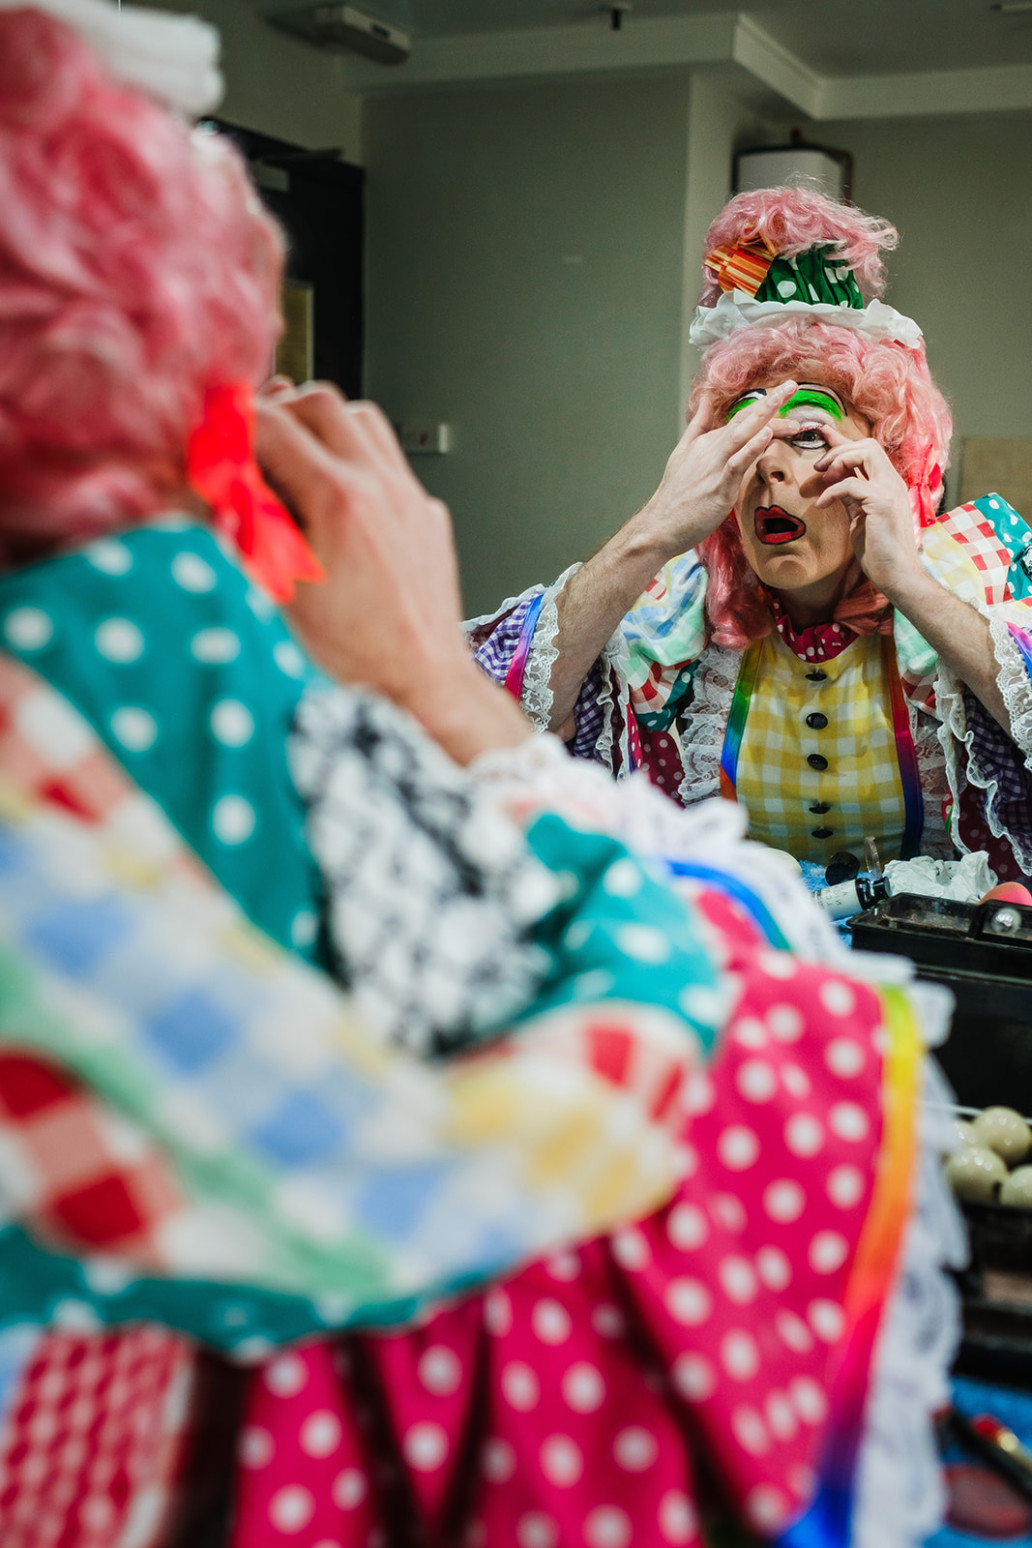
[289,684,557,1056]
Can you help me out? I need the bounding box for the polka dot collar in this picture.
[762,589,856,664]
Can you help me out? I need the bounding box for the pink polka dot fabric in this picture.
[230,889,896,1548]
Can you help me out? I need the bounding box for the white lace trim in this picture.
[519,563,582,732]
[936,614,1032,873]
[675,646,741,808]
[853,1052,966,1548]
[597,625,633,775]
[990,610,1032,762]
[463,584,543,636]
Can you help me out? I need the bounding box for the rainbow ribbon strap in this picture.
[882,634,924,861]
[776,986,922,1548]
[719,639,762,801]
[503,592,546,700]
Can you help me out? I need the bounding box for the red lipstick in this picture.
[755,506,807,545]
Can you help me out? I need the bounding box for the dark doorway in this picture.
[209,120,364,397]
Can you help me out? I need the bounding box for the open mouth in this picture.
[755,506,808,546]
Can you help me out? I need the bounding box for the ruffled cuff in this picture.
[466,586,545,691]
[935,615,1032,873]
[512,562,579,731]
[990,612,1032,759]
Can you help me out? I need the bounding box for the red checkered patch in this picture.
[0,1050,185,1261]
[938,504,1012,604]
[0,1327,195,1548]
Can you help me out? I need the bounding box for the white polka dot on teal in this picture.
[573,969,615,1000]
[191,627,240,664]
[273,640,306,678]
[95,617,144,663]
[603,859,642,898]
[3,606,53,651]
[617,924,670,963]
[246,589,275,620]
[291,909,318,948]
[86,540,133,576]
[210,699,254,747]
[110,706,158,752]
[212,794,257,845]
[171,551,217,593]
[564,921,592,951]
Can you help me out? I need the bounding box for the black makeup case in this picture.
[851,893,1032,1378]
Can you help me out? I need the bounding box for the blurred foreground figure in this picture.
[0,7,961,1546]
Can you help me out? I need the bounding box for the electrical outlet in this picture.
[398,422,451,454]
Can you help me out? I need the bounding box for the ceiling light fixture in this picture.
[992,2,1032,13]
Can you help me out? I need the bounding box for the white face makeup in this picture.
[729,380,870,608]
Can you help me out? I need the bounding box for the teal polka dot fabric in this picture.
[0,520,323,960]
[525,816,722,1050]
[972,493,1032,601]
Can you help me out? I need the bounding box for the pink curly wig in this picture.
[690,188,952,648]
[0,8,284,564]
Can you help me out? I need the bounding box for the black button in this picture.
[807,753,828,771]
[811,827,834,839]
[806,669,828,682]
[809,801,831,814]
[806,712,828,730]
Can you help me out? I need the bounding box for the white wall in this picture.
[818,110,1032,505]
[363,72,765,613]
[156,0,362,155]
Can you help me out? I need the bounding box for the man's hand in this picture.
[816,429,1011,731]
[630,379,800,562]
[814,430,920,599]
[255,382,531,762]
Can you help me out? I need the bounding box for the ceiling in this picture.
[317,0,1032,77]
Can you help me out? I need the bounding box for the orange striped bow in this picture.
[703,226,777,297]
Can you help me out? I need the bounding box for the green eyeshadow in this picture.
[725,390,766,421]
[778,388,844,421]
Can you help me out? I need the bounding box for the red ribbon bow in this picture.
[907,444,943,532]
[186,382,325,603]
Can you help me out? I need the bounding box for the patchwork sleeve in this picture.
[917,495,1032,874]
[0,656,708,1342]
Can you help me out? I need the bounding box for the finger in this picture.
[724,380,798,444]
[815,475,874,509]
[254,397,363,533]
[259,374,298,400]
[769,417,803,440]
[686,391,716,437]
[812,431,890,473]
[725,421,774,474]
[289,389,412,474]
[814,452,874,490]
[280,383,374,460]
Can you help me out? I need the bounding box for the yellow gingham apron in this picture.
[732,629,908,863]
